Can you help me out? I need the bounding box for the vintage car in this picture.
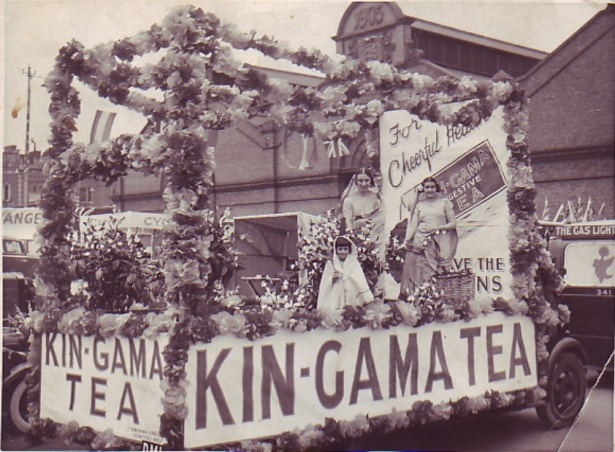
[2,237,39,278]
[535,220,615,428]
[2,273,33,434]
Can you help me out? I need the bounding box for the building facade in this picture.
[3,146,46,208]
[519,5,615,220]
[333,2,544,78]
[2,145,115,211]
[107,1,549,218]
[5,2,611,222]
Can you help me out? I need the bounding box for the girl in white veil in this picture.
[317,236,374,310]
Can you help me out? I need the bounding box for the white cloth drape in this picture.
[317,236,374,310]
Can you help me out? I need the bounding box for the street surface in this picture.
[334,375,613,452]
[2,375,612,451]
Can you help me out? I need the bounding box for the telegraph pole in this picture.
[22,65,35,155]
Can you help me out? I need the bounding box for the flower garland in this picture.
[23,293,544,451]
[27,4,566,450]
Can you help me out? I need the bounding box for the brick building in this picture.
[519,5,615,220]
[4,2,611,222]
[2,145,114,211]
[109,1,548,217]
[2,146,46,208]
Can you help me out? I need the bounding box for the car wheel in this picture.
[9,379,30,433]
[536,352,586,429]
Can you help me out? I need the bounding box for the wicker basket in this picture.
[434,271,475,307]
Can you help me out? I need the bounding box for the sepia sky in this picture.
[1,0,607,151]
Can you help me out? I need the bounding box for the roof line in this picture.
[519,7,612,96]
[410,18,547,58]
[518,7,609,87]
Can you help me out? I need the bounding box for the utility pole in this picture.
[22,65,35,155]
[20,66,35,207]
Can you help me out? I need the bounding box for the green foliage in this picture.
[71,220,165,313]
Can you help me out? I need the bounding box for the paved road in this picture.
[334,377,613,452]
[2,376,612,451]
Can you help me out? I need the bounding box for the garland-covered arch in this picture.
[27,5,566,450]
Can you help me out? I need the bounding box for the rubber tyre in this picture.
[8,379,30,433]
[536,352,586,429]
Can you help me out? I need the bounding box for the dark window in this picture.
[443,41,459,67]
[429,35,445,63]
[459,44,473,71]
[483,48,499,76]
[3,239,26,255]
[498,53,510,74]
[79,187,93,203]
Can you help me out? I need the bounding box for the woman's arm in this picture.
[403,210,419,246]
[342,197,354,229]
[438,199,457,231]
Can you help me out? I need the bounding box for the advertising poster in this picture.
[183,312,536,448]
[380,107,512,299]
[40,333,169,444]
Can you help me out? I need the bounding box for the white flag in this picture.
[89,110,117,144]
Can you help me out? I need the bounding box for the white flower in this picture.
[492,81,513,101]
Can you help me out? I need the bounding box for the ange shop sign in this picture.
[40,333,169,445]
[183,312,536,448]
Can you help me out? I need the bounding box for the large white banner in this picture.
[40,333,168,444]
[380,108,512,299]
[184,312,536,448]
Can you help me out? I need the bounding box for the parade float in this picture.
[21,5,578,451]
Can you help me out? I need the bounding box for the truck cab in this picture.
[543,221,615,374]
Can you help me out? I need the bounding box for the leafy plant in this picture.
[71,219,165,313]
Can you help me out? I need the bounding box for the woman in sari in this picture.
[341,168,387,267]
[341,168,385,243]
[317,236,374,310]
[400,177,458,298]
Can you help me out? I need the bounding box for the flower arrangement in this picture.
[297,209,341,297]
[25,4,569,450]
[71,219,166,313]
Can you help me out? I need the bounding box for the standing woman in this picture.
[341,168,385,243]
[400,177,458,297]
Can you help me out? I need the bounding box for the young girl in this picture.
[317,236,374,310]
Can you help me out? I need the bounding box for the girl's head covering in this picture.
[335,236,352,250]
[332,235,358,264]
